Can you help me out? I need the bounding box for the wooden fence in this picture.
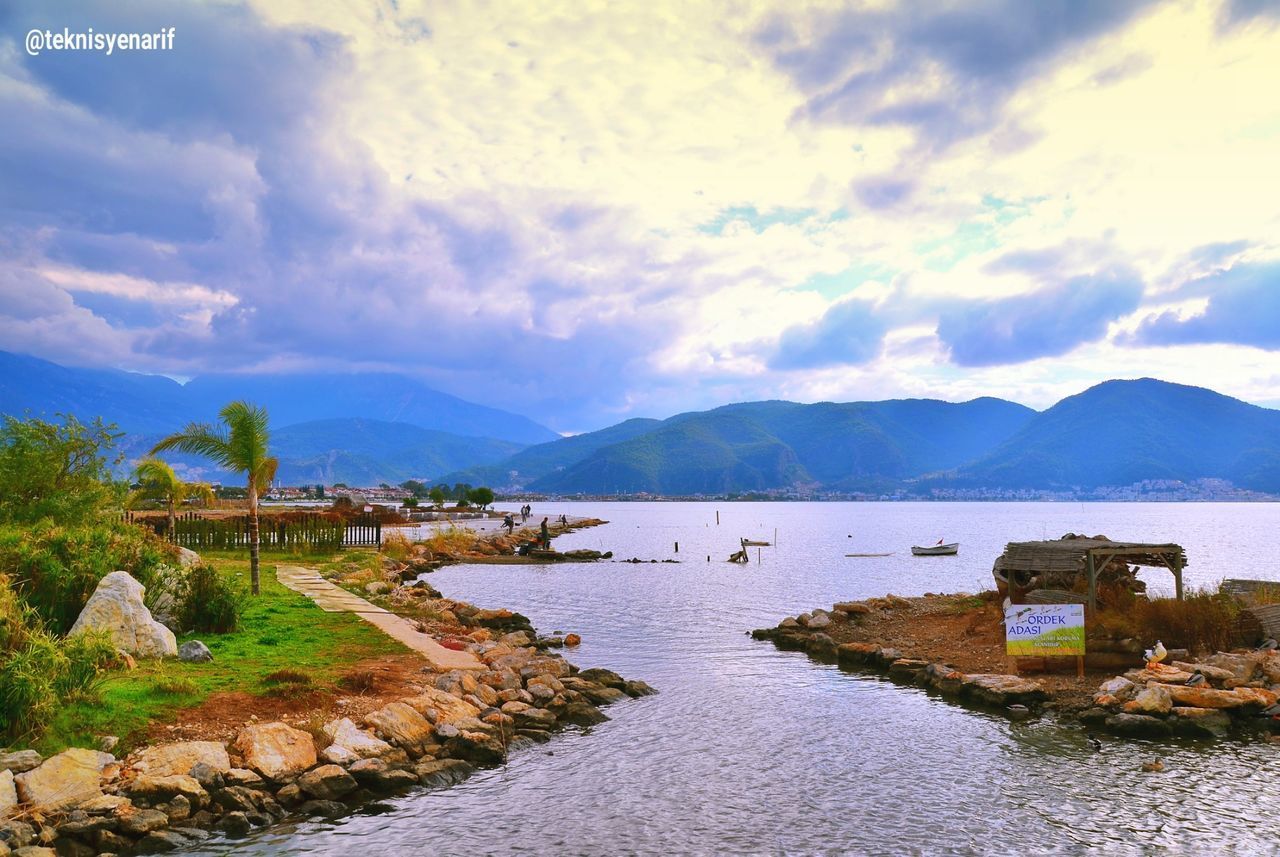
[123,511,381,551]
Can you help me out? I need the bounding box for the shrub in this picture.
[262,669,311,686]
[153,677,198,696]
[0,414,122,525]
[381,531,413,562]
[338,669,374,693]
[175,563,244,633]
[0,521,174,634]
[1132,589,1241,655]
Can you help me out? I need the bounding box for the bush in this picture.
[1133,589,1240,655]
[381,531,413,562]
[175,563,244,633]
[0,415,122,525]
[0,521,174,635]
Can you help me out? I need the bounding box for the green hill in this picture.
[956,378,1280,491]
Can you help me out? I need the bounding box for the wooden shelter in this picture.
[994,537,1187,610]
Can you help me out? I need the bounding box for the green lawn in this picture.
[36,549,406,756]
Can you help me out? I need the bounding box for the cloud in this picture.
[759,1,1155,150]
[1129,262,1280,349]
[769,298,886,370]
[936,269,1145,366]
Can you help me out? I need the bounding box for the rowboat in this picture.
[911,543,959,556]
[846,552,894,557]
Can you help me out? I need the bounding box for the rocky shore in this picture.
[385,517,611,571]
[0,592,653,855]
[752,595,1280,741]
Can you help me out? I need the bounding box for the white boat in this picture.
[911,543,959,556]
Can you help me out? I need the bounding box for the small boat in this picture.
[846,552,894,557]
[741,539,771,547]
[911,543,959,556]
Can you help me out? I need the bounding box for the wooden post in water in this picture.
[716,510,720,525]
[674,541,679,553]
[757,547,761,565]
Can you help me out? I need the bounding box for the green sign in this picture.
[1005,604,1085,657]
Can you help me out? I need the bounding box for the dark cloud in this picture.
[937,268,1144,366]
[759,1,1155,151]
[769,299,885,370]
[853,176,915,210]
[1129,262,1280,350]
[1219,0,1280,28]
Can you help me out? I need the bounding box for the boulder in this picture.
[401,688,482,725]
[1170,706,1232,737]
[68,571,176,658]
[232,723,316,782]
[0,751,42,775]
[119,808,170,836]
[128,774,206,805]
[364,702,436,754]
[1106,713,1173,738]
[132,741,230,778]
[296,765,357,801]
[1204,652,1260,682]
[178,641,213,663]
[962,674,1049,706]
[1123,686,1173,716]
[1170,662,1235,685]
[320,718,393,764]
[0,769,15,817]
[1122,663,1193,685]
[576,668,625,689]
[14,748,110,813]
[412,759,473,788]
[1095,676,1136,700]
[833,601,871,615]
[807,612,831,629]
[1151,683,1278,710]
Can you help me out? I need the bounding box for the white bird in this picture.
[1144,640,1168,666]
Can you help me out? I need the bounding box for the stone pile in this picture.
[0,637,654,855]
[752,600,1049,716]
[1082,650,1280,738]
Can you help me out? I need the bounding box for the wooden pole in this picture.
[716,510,720,525]
[674,541,679,553]
[1086,552,1097,611]
[1077,655,1085,678]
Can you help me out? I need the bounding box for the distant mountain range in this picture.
[4,351,1279,495]
[0,351,550,484]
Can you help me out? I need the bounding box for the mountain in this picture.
[0,351,189,434]
[182,373,557,444]
[450,396,1038,494]
[439,417,663,487]
[0,351,556,444]
[957,378,1280,492]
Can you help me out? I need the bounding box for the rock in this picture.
[807,612,831,629]
[576,668,625,689]
[232,723,317,782]
[177,641,213,663]
[564,633,581,646]
[364,702,436,755]
[413,759,474,788]
[1006,705,1032,722]
[129,774,206,805]
[321,718,394,764]
[132,741,230,778]
[119,808,170,836]
[12,849,55,857]
[778,617,799,629]
[1123,663,1194,685]
[1106,713,1173,738]
[79,794,130,814]
[622,679,656,697]
[176,547,200,567]
[364,582,391,596]
[1122,685,1173,716]
[962,675,1049,707]
[346,758,388,784]
[805,633,838,661]
[222,768,264,788]
[1151,683,1278,710]
[513,707,557,730]
[216,812,252,836]
[67,571,177,658]
[273,783,303,808]
[1170,706,1232,737]
[0,752,41,775]
[888,658,930,681]
[14,748,109,813]
[157,793,192,821]
[836,642,880,668]
[401,688,482,725]
[188,762,223,791]
[134,829,194,852]
[97,735,119,754]
[833,601,872,615]
[297,799,346,818]
[1,820,34,847]
[1170,662,1235,685]
[297,765,357,801]
[1204,652,1260,682]
[1095,676,1136,700]
[0,770,14,817]
[558,702,609,727]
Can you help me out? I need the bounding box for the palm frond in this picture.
[252,457,279,494]
[152,423,234,468]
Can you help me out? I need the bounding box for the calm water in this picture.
[196,502,1280,856]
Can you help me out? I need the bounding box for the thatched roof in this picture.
[997,537,1187,574]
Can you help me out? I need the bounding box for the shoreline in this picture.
[751,593,1280,741]
[0,550,654,855]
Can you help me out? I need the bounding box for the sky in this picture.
[2,0,1279,433]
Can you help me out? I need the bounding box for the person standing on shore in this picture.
[503,514,515,534]
[540,517,550,549]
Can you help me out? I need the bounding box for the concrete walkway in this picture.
[275,565,483,671]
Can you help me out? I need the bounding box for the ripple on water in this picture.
[188,502,1280,856]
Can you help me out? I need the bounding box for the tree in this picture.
[130,457,213,542]
[403,496,419,508]
[0,414,121,524]
[467,486,495,510]
[428,486,446,507]
[401,479,428,498]
[152,401,278,595]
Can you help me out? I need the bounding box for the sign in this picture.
[1004,604,1085,657]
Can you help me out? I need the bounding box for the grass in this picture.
[33,548,408,756]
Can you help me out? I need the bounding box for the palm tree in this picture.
[152,401,277,595]
[129,457,214,542]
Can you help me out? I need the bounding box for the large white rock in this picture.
[233,722,316,782]
[132,741,230,778]
[14,748,111,813]
[68,571,177,658]
[321,718,394,765]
